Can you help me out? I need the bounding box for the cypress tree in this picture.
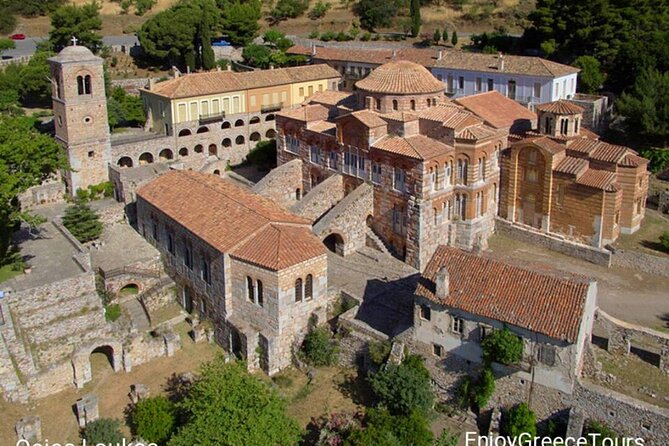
[451,30,458,46]
[410,0,421,37]
[200,15,215,71]
[433,28,441,44]
[442,28,448,42]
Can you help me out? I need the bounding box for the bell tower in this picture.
[49,38,111,195]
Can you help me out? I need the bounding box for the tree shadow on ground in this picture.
[335,368,375,407]
[640,240,669,254]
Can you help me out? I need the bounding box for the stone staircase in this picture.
[365,227,393,257]
[121,298,150,332]
[0,301,37,395]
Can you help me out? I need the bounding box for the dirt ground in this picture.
[0,322,221,444]
[487,233,669,331]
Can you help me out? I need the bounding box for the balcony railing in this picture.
[261,103,283,113]
[198,111,226,124]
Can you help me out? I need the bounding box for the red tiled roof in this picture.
[555,156,589,176]
[372,134,453,160]
[137,171,325,270]
[455,91,537,130]
[344,110,388,128]
[575,169,619,192]
[456,125,497,141]
[619,153,649,168]
[277,104,330,122]
[147,64,340,99]
[536,100,584,115]
[416,103,462,122]
[518,136,566,155]
[568,139,633,164]
[355,60,445,95]
[383,111,419,122]
[416,246,591,342]
[305,90,356,107]
[289,45,440,67]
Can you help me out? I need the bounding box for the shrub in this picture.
[62,203,103,243]
[105,304,122,322]
[346,408,434,446]
[246,140,276,169]
[433,29,441,44]
[660,231,669,252]
[314,412,361,446]
[268,0,309,24]
[335,31,352,42]
[131,395,177,445]
[320,31,336,42]
[309,30,319,39]
[309,1,331,20]
[471,366,495,409]
[583,420,619,444]
[82,418,125,444]
[435,429,459,446]
[481,326,523,365]
[360,32,371,41]
[368,355,433,416]
[368,340,391,365]
[502,403,537,443]
[301,326,339,366]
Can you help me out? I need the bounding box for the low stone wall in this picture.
[291,174,344,222]
[96,202,126,226]
[252,159,303,209]
[51,219,92,272]
[337,304,388,367]
[17,181,65,210]
[495,218,612,267]
[659,190,669,214]
[573,380,669,445]
[612,249,669,278]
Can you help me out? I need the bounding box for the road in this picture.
[1,35,139,59]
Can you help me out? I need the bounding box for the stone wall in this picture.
[290,173,344,222]
[659,190,669,214]
[252,159,304,209]
[495,218,612,266]
[573,380,669,445]
[337,303,388,367]
[17,181,66,210]
[612,249,669,278]
[568,94,609,132]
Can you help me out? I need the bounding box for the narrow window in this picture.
[433,344,443,357]
[452,316,464,334]
[295,278,303,302]
[410,99,416,111]
[77,76,84,95]
[247,276,254,302]
[167,232,175,255]
[392,100,398,111]
[419,304,431,320]
[84,75,92,94]
[257,280,263,307]
[305,274,313,300]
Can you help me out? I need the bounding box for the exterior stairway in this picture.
[365,227,393,257]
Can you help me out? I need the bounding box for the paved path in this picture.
[121,298,150,331]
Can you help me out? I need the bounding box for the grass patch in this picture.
[614,210,669,257]
[105,304,122,322]
[292,382,314,402]
[150,302,184,325]
[272,374,294,389]
[0,264,22,283]
[119,284,139,296]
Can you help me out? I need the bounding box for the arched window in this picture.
[265,114,275,122]
[77,76,84,95]
[257,280,263,307]
[234,119,244,127]
[392,100,398,111]
[249,116,260,124]
[295,278,303,302]
[427,99,431,108]
[84,75,91,94]
[179,147,189,157]
[236,135,245,145]
[178,129,192,137]
[410,100,416,111]
[221,121,231,129]
[247,276,254,302]
[194,144,203,154]
[305,274,313,300]
[222,138,232,147]
[196,126,209,134]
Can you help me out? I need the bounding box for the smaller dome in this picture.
[356,60,445,95]
[536,100,583,115]
[50,45,100,63]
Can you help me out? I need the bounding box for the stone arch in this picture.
[179,147,189,157]
[194,144,204,154]
[159,148,174,161]
[265,114,276,122]
[249,116,261,124]
[208,144,218,156]
[323,232,346,255]
[213,169,221,176]
[178,128,192,137]
[234,119,244,127]
[117,156,133,168]
[221,121,231,129]
[119,283,140,296]
[139,152,154,165]
[250,131,261,142]
[72,340,124,388]
[196,126,209,134]
[236,135,245,145]
[222,138,232,147]
[265,129,277,138]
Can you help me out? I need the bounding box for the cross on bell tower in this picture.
[70,36,78,46]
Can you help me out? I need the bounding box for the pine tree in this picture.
[410,0,421,37]
[200,14,215,70]
[61,203,103,243]
[433,29,441,45]
[451,30,458,46]
[442,28,449,43]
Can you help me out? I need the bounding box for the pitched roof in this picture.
[575,169,619,192]
[147,64,340,99]
[278,104,330,122]
[416,246,591,343]
[555,156,589,176]
[456,125,497,141]
[355,60,445,95]
[536,100,584,115]
[455,91,537,130]
[305,90,357,108]
[568,139,634,164]
[519,135,566,155]
[137,170,325,270]
[343,110,388,128]
[372,134,453,160]
[289,45,440,66]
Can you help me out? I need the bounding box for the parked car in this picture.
[10,33,26,40]
[212,39,231,47]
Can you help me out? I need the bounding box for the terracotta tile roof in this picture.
[575,169,619,192]
[305,90,357,107]
[555,156,589,176]
[433,52,579,77]
[307,120,337,135]
[456,125,497,141]
[372,134,452,160]
[147,64,340,99]
[568,139,633,164]
[383,111,419,122]
[277,104,330,122]
[343,110,388,128]
[519,136,566,155]
[416,246,591,342]
[619,153,649,168]
[289,45,579,78]
[442,110,483,132]
[455,91,537,130]
[535,100,584,115]
[137,170,325,270]
[230,223,326,270]
[416,103,462,122]
[355,60,445,95]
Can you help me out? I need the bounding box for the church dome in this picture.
[50,44,100,63]
[355,60,445,95]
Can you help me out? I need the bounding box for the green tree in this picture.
[18,51,53,106]
[107,86,146,129]
[61,203,103,243]
[0,9,16,34]
[573,55,604,94]
[502,403,536,445]
[481,326,523,365]
[617,68,669,146]
[309,1,331,20]
[168,359,301,446]
[451,30,458,46]
[49,1,103,52]
[0,38,15,51]
[200,14,216,70]
[132,396,177,445]
[301,326,339,366]
[354,0,399,31]
[1,0,66,17]
[0,116,68,261]
[471,366,495,409]
[659,231,669,252]
[82,418,126,444]
[442,28,448,43]
[368,354,433,416]
[432,29,441,45]
[268,0,309,24]
[242,44,272,68]
[410,0,421,37]
[345,409,434,446]
[583,420,619,445]
[219,0,261,47]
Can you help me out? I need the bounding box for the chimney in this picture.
[498,53,505,71]
[437,50,443,61]
[435,266,449,298]
[172,66,181,79]
[269,64,274,70]
[227,63,232,72]
[148,77,155,91]
[311,44,317,56]
[392,49,397,59]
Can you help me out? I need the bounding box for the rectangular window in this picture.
[201,256,211,284]
[212,99,220,114]
[329,151,338,170]
[308,85,314,96]
[184,243,193,270]
[281,91,287,102]
[250,95,256,107]
[487,78,494,91]
[533,82,541,99]
[419,304,431,320]
[475,77,482,92]
[525,168,538,183]
[451,316,464,334]
[392,205,407,235]
[556,184,565,206]
[272,92,279,104]
[299,86,304,97]
[507,80,517,100]
[433,344,443,357]
[167,232,175,255]
[372,162,382,184]
[262,94,270,105]
[457,159,467,185]
[232,96,240,113]
[538,344,556,367]
[200,100,209,116]
[310,146,321,164]
[479,324,492,341]
[318,83,323,92]
[393,167,406,192]
[285,135,299,154]
[458,76,464,90]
